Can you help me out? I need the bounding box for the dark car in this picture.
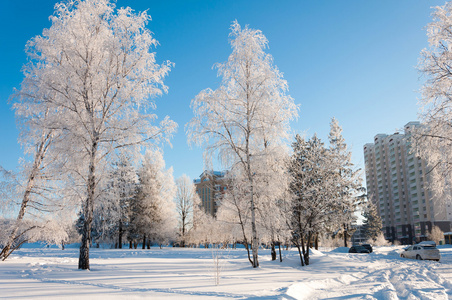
[361,244,373,253]
[349,245,370,253]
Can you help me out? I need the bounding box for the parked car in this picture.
[349,245,370,253]
[361,244,373,253]
[400,244,440,261]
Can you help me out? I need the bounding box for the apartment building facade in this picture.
[364,121,451,244]
[194,170,228,216]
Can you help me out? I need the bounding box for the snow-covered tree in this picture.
[369,232,390,246]
[289,134,336,266]
[362,198,383,241]
[416,2,452,209]
[175,174,198,247]
[109,155,138,247]
[186,187,213,247]
[216,170,254,260]
[130,150,177,248]
[187,21,298,268]
[1,101,76,260]
[253,147,292,261]
[18,0,176,269]
[428,225,444,244]
[328,118,363,247]
[75,154,138,248]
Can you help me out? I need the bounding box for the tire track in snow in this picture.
[20,264,253,299]
[283,254,451,300]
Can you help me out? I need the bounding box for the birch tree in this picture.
[175,174,197,247]
[1,90,75,260]
[253,147,291,261]
[188,21,298,268]
[216,169,254,262]
[416,2,452,208]
[19,0,176,269]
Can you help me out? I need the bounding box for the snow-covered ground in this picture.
[1,244,451,299]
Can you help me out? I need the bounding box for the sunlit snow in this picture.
[1,244,451,299]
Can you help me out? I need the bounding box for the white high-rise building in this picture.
[364,122,451,244]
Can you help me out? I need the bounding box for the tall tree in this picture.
[1,96,75,260]
[289,134,335,266]
[110,155,138,248]
[175,174,198,247]
[188,21,298,268]
[130,150,177,248]
[416,2,452,208]
[19,0,176,269]
[328,118,363,247]
[362,198,383,242]
[253,147,291,261]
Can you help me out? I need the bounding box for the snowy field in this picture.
[1,244,451,299]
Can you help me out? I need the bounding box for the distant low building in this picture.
[194,170,228,216]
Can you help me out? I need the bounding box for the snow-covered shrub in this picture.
[367,232,390,246]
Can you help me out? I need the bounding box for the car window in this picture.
[422,245,436,249]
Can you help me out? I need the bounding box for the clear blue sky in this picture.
[0,0,445,182]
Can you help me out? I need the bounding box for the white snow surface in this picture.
[1,244,451,299]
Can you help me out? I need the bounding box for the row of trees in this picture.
[1,0,374,270]
[180,1,452,262]
[77,150,177,249]
[187,21,365,267]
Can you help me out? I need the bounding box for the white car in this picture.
[400,244,440,261]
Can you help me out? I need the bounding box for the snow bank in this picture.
[329,246,349,253]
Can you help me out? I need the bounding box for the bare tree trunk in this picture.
[295,242,305,267]
[271,241,277,261]
[1,132,51,261]
[343,223,348,248]
[242,242,253,265]
[278,242,282,262]
[249,172,259,268]
[142,234,146,249]
[315,233,319,250]
[79,143,97,270]
[233,189,253,265]
[181,217,186,247]
[118,220,123,249]
[302,234,310,266]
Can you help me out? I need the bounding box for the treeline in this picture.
[181,119,365,267]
